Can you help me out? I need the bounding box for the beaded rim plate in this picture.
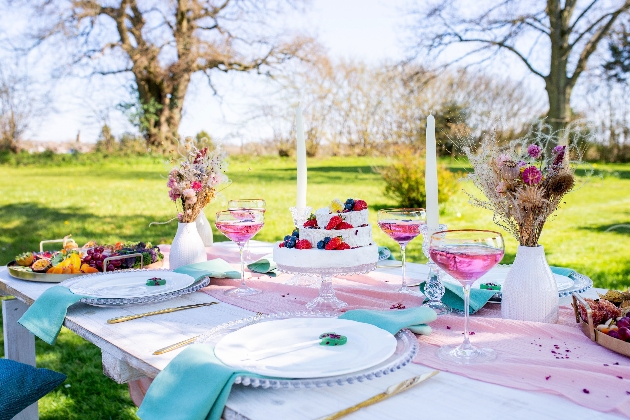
[60,269,210,307]
[196,311,419,389]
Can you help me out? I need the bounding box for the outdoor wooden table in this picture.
[0,243,621,420]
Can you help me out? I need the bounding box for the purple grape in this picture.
[93,253,101,260]
[106,264,114,271]
[96,261,103,269]
[608,330,621,340]
[618,327,630,341]
[618,318,630,329]
[87,249,93,255]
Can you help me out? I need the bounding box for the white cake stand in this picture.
[276,262,377,312]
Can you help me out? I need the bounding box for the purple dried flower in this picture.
[553,145,566,166]
[517,160,527,168]
[522,166,543,185]
[527,144,542,159]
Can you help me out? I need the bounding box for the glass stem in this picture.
[400,243,407,288]
[462,283,472,349]
[239,244,246,287]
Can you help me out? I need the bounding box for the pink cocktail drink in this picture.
[215,222,264,246]
[378,220,424,245]
[429,245,504,284]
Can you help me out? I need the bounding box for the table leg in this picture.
[2,298,39,420]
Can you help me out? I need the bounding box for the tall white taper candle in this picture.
[296,103,307,209]
[425,115,439,231]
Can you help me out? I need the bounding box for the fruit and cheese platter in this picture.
[573,291,630,357]
[7,235,164,283]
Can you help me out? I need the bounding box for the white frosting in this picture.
[299,225,373,248]
[273,244,379,269]
[315,209,369,229]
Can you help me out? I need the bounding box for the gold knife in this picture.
[107,302,219,324]
[317,370,439,420]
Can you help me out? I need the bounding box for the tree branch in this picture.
[569,2,630,88]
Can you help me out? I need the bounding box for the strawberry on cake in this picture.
[273,198,379,270]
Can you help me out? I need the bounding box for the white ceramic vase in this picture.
[169,222,207,270]
[501,245,559,323]
[195,211,214,247]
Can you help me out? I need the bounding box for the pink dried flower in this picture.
[168,188,180,201]
[191,181,203,192]
[182,188,196,198]
[527,144,542,159]
[553,145,566,166]
[522,166,542,185]
[496,153,512,167]
[166,177,177,188]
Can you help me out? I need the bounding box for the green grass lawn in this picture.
[1,154,629,419]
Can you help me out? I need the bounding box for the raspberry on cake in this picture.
[303,214,318,228]
[295,239,312,250]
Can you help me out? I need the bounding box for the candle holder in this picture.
[420,223,450,315]
[286,206,316,286]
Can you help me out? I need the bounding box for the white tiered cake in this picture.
[273,198,379,270]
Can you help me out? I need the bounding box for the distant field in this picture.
[0,154,629,418]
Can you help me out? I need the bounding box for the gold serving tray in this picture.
[7,260,164,283]
[572,292,630,358]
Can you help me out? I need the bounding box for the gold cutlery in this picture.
[318,370,439,420]
[152,312,265,355]
[107,302,219,324]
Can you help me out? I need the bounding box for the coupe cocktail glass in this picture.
[215,209,265,296]
[228,199,266,262]
[377,208,426,294]
[429,229,504,364]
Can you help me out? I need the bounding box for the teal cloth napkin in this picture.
[137,307,438,420]
[340,306,437,335]
[174,258,240,280]
[247,254,277,277]
[420,282,496,314]
[378,246,396,261]
[18,286,87,345]
[550,266,576,277]
[137,346,256,420]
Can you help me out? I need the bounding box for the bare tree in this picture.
[409,0,630,139]
[25,0,316,150]
[0,66,31,152]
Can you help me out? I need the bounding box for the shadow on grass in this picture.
[578,223,630,234]
[0,202,216,264]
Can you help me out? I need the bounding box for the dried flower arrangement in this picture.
[167,144,229,223]
[456,121,590,247]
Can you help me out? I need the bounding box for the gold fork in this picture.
[153,312,265,355]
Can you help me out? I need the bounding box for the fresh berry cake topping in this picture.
[303,214,318,228]
[336,221,353,230]
[325,215,343,230]
[344,198,355,211]
[353,200,367,211]
[330,198,345,213]
[295,239,312,250]
[335,242,351,250]
[317,237,332,249]
[283,235,298,248]
[325,236,343,250]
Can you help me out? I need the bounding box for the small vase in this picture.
[195,211,214,247]
[501,245,559,323]
[169,222,207,270]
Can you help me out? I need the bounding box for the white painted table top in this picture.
[0,244,621,420]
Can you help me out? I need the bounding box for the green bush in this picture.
[379,148,458,208]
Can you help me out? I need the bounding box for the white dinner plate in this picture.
[68,270,195,298]
[466,265,574,291]
[214,318,397,378]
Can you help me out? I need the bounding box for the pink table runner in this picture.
[131,245,630,417]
